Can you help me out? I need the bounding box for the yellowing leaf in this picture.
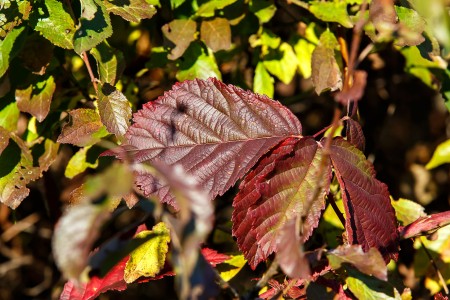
[64,146,99,179]
[218,254,246,282]
[200,18,231,52]
[426,139,450,169]
[124,222,171,283]
[391,198,426,226]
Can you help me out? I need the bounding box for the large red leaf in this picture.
[232,137,331,269]
[329,137,399,261]
[111,78,302,206]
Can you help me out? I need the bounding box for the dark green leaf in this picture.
[90,42,125,85]
[103,0,158,23]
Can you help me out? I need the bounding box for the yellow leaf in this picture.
[219,254,246,282]
[124,222,170,283]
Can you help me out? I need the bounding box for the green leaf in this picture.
[294,23,319,79]
[64,146,99,179]
[253,62,274,98]
[196,0,238,18]
[15,75,56,122]
[0,25,26,78]
[124,222,171,283]
[103,0,158,23]
[0,0,32,38]
[176,43,221,81]
[200,18,231,52]
[263,42,297,84]
[30,0,76,49]
[249,29,281,51]
[346,269,401,300]
[74,0,112,55]
[311,30,342,94]
[395,6,426,46]
[426,139,450,169]
[90,42,125,85]
[391,198,426,226]
[162,19,197,60]
[97,83,131,138]
[170,0,186,9]
[0,102,19,132]
[81,0,98,20]
[309,1,353,28]
[57,108,108,147]
[249,0,276,24]
[400,46,441,89]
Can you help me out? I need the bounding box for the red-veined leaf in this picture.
[400,210,450,239]
[344,117,365,151]
[109,78,302,207]
[329,137,399,262]
[201,248,231,267]
[233,137,331,269]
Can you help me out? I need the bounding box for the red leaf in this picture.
[233,137,331,269]
[110,78,302,207]
[329,137,399,261]
[201,248,230,267]
[434,292,450,300]
[344,117,365,151]
[334,70,367,105]
[400,210,450,239]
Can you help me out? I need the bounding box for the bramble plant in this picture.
[1,0,450,299]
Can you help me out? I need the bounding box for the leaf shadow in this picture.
[0,139,21,177]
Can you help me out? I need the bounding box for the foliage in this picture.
[1,0,450,299]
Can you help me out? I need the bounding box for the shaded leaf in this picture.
[0,0,31,38]
[124,222,170,283]
[57,108,108,147]
[64,146,99,179]
[103,0,158,22]
[400,211,450,239]
[0,25,26,78]
[344,117,365,151]
[30,0,76,49]
[74,0,112,55]
[263,42,298,84]
[309,1,353,28]
[335,70,367,105]
[328,245,387,281]
[311,30,343,95]
[201,248,230,267]
[16,74,56,122]
[18,34,54,75]
[90,42,125,85]
[97,83,131,138]
[253,61,274,98]
[162,19,197,60]
[426,139,450,169]
[329,138,399,262]
[196,0,238,18]
[391,198,426,226]
[200,18,231,52]
[0,102,20,132]
[176,43,221,81]
[111,78,301,205]
[233,137,331,268]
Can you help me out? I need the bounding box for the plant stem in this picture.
[256,259,279,290]
[81,51,98,92]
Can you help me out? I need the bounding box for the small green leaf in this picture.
[196,0,238,18]
[309,1,353,28]
[162,19,197,60]
[263,42,297,84]
[426,139,450,169]
[103,0,158,23]
[218,254,246,282]
[0,25,26,78]
[176,43,221,81]
[395,6,426,46]
[0,102,19,132]
[90,42,125,85]
[294,23,319,79]
[97,83,131,138]
[65,146,99,179]
[15,74,56,122]
[249,0,276,24]
[200,18,231,52]
[81,0,98,20]
[74,0,112,55]
[400,46,441,89]
[170,0,186,9]
[124,222,171,283]
[253,62,274,98]
[346,269,402,300]
[391,198,426,226]
[30,0,76,49]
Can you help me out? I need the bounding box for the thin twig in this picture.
[256,259,279,290]
[420,237,449,295]
[81,51,98,91]
[327,192,346,228]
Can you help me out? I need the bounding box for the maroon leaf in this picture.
[329,137,399,262]
[399,210,450,239]
[434,292,450,300]
[334,70,367,105]
[111,78,302,206]
[259,279,305,299]
[233,137,331,269]
[344,117,365,151]
[201,248,230,267]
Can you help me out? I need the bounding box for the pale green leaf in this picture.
[309,1,353,28]
[80,0,98,20]
[400,46,441,89]
[253,62,274,98]
[426,139,450,169]
[64,146,99,179]
[294,22,319,79]
[90,42,125,85]
[346,269,402,300]
[124,222,171,283]
[176,43,221,81]
[74,0,112,55]
[0,26,26,78]
[30,0,76,49]
[249,0,276,24]
[395,6,426,46]
[263,42,297,84]
[103,0,158,23]
[391,198,426,226]
[196,0,238,17]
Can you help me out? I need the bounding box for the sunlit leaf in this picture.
[253,61,274,98]
[30,0,76,49]
[90,42,125,85]
[57,108,108,147]
[0,102,20,132]
[97,83,131,138]
[103,0,158,22]
[344,117,365,151]
[0,25,26,78]
[346,269,401,300]
[200,18,231,52]
[176,43,221,81]
[218,254,247,282]
[294,23,319,79]
[64,146,99,179]
[249,0,276,24]
[124,222,171,283]
[0,0,31,38]
[426,139,450,169]
[196,0,238,18]
[395,6,426,46]
[162,19,197,60]
[309,1,353,28]
[263,42,297,84]
[400,211,450,239]
[391,198,426,226]
[201,248,230,267]
[16,74,56,122]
